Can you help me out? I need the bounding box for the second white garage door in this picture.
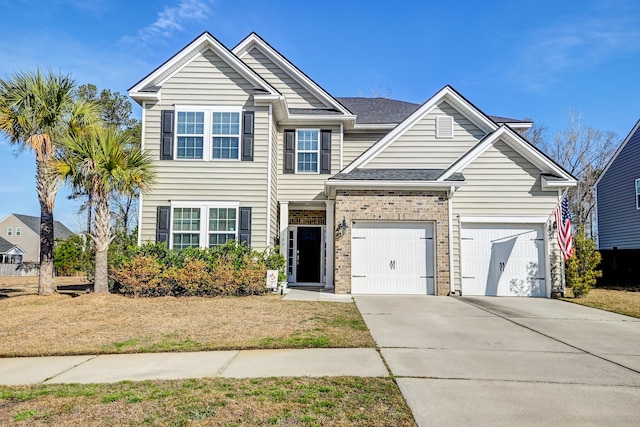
[460,223,547,297]
[351,222,435,294]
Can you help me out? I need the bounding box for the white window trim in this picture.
[436,115,454,139]
[15,227,21,236]
[636,178,640,210]
[174,106,243,161]
[295,128,320,174]
[169,201,240,249]
[6,227,12,236]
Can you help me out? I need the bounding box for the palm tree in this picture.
[56,127,155,293]
[0,70,97,295]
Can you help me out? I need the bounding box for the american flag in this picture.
[554,196,573,260]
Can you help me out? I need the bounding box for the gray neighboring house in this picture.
[129,31,577,297]
[595,119,640,285]
[596,119,640,250]
[0,214,74,263]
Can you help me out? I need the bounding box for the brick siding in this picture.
[334,190,450,295]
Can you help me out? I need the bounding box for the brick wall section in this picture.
[289,210,326,225]
[334,190,450,295]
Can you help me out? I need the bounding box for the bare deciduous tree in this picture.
[528,110,618,237]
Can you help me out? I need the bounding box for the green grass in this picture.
[0,377,415,426]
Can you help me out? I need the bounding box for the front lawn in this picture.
[562,288,640,318]
[0,377,415,426]
[0,294,374,357]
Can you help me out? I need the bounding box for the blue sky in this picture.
[1,0,639,229]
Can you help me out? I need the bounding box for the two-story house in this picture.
[0,213,74,262]
[129,32,576,297]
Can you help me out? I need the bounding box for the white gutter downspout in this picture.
[339,123,344,170]
[137,101,146,246]
[266,104,273,247]
[448,185,456,295]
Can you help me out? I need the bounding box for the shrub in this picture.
[110,241,285,298]
[110,255,170,297]
[54,234,92,276]
[565,226,602,298]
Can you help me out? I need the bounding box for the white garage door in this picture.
[461,223,546,297]
[351,222,434,294]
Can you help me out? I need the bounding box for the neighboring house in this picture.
[129,31,576,297]
[0,214,74,262]
[0,236,24,264]
[595,119,640,285]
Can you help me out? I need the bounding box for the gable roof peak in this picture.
[129,31,279,103]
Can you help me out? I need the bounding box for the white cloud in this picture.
[509,11,640,90]
[121,0,216,45]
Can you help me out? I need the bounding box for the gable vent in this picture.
[436,116,454,138]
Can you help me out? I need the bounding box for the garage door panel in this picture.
[461,224,546,297]
[351,222,434,295]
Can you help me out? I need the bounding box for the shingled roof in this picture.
[0,236,17,253]
[329,168,465,182]
[11,214,74,240]
[335,97,527,126]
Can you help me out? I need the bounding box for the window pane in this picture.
[636,179,640,194]
[209,208,236,232]
[173,208,200,231]
[173,233,200,249]
[213,112,240,135]
[177,112,204,135]
[297,152,318,172]
[209,233,235,247]
[297,130,319,151]
[177,136,203,159]
[212,137,239,159]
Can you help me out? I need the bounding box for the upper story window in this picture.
[176,112,204,159]
[170,203,239,249]
[175,108,241,161]
[6,227,12,236]
[15,227,21,236]
[636,178,640,209]
[296,129,319,173]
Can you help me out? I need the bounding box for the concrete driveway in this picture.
[355,295,640,426]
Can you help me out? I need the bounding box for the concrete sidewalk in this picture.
[0,348,387,386]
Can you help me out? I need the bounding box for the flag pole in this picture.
[550,189,570,297]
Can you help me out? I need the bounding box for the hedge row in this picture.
[109,241,285,297]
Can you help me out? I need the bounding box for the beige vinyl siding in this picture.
[240,47,327,109]
[161,49,255,106]
[277,125,341,201]
[342,131,388,168]
[364,101,486,169]
[140,48,271,249]
[451,140,559,291]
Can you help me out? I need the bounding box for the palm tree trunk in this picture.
[93,189,111,293]
[36,158,59,296]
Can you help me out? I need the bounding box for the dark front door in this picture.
[296,227,321,282]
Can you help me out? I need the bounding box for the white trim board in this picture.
[595,118,640,188]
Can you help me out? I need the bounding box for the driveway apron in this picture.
[355,295,640,426]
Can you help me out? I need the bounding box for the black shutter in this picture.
[284,130,295,174]
[238,207,252,245]
[241,110,254,161]
[320,130,331,174]
[160,110,174,160]
[156,206,171,245]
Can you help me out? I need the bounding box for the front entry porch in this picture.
[279,202,334,290]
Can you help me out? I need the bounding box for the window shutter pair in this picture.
[283,129,331,174]
[160,110,254,161]
[156,206,252,246]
